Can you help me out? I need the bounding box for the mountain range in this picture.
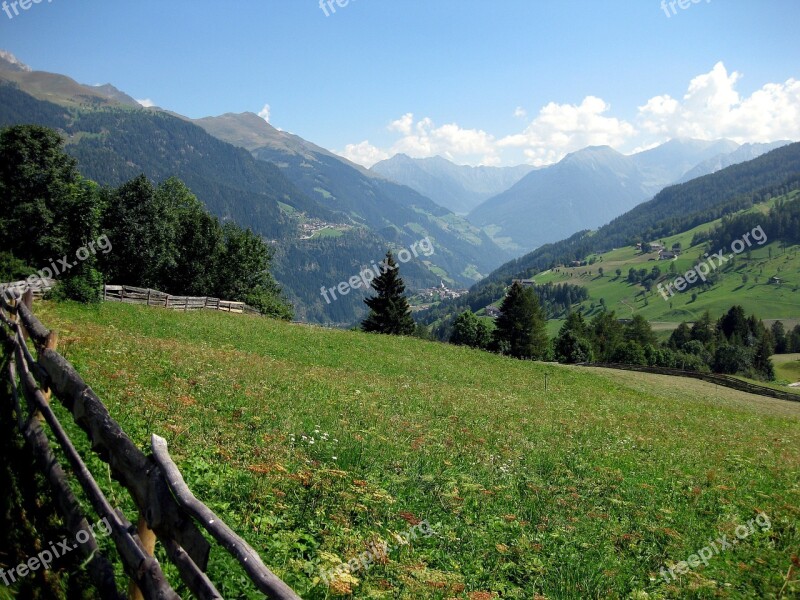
[370,154,535,215]
[466,139,789,252]
[0,52,510,324]
[0,49,794,327]
[370,139,790,254]
[421,140,800,330]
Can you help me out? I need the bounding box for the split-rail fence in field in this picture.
[0,289,300,600]
[103,285,262,316]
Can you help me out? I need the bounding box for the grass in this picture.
[528,191,800,334]
[25,301,800,599]
[773,354,800,385]
[535,243,799,333]
[311,227,346,239]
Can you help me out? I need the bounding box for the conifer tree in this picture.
[492,281,548,359]
[361,251,415,335]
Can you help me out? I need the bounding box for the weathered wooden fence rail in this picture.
[0,277,55,299]
[0,289,300,599]
[581,362,800,403]
[103,285,262,316]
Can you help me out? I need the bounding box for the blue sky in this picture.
[1,0,798,166]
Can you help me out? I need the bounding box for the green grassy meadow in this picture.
[28,302,800,599]
[773,354,800,386]
[511,191,800,340]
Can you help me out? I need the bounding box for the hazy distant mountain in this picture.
[0,50,139,108]
[630,138,740,189]
[468,146,653,252]
[677,141,793,183]
[466,138,796,252]
[370,154,535,214]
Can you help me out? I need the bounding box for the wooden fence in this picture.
[103,285,262,317]
[0,288,300,599]
[0,277,55,299]
[581,362,800,403]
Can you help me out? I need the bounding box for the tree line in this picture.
[446,284,786,381]
[314,237,790,385]
[0,125,292,319]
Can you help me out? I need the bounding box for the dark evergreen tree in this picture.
[770,321,788,354]
[717,306,750,343]
[668,322,692,350]
[589,310,624,362]
[690,311,715,346]
[752,336,776,381]
[554,311,593,363]
[361,252,415,335]
[624,314,657,347]
[492,281,548,360]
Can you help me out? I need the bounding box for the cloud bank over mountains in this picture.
[340,62,799,168]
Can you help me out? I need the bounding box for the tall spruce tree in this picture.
[492,281,548,360]
[361,251,415,335]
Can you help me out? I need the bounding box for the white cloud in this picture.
[498,96,637,166]
[388,115,499,165]
[258,103,271,122]
[339,63,799,168]
[637,61,800,143]
[340,140,390,167]
[388,113,414,135]
[136,98,155,108]
[339,115,499,167]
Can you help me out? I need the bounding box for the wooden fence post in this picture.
[127,514,157,600]
[34,330,59,423]
[147,289,152,306]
